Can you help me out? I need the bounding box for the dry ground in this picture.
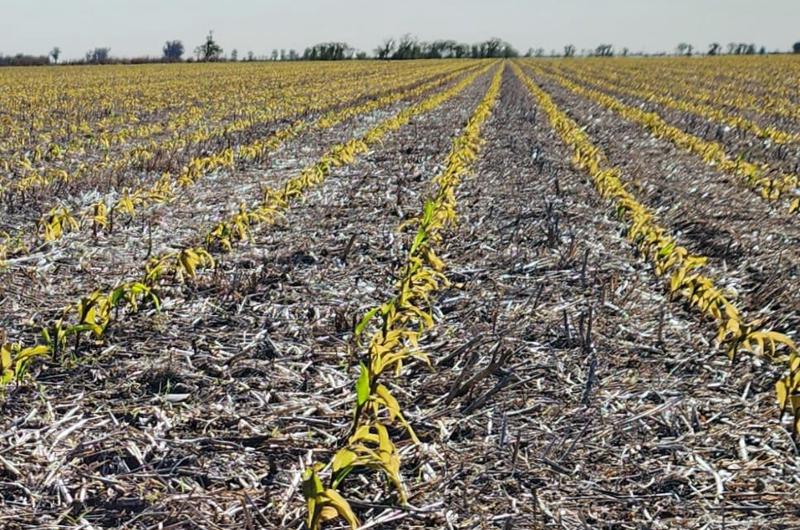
[1,63,799,529]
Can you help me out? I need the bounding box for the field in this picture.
[1,56,800,528]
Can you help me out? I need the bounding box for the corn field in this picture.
[1,56,800,528]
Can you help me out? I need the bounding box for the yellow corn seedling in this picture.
[303,64,503,530]
[5,280,161,383]
[40,320,69,358]
[776,352,800,435]
[0,231,28,267]
[514,61,800,438]
[113,191,145,218]
[302,466,360,530]
[206,205,259,251]
[62,282,160,352]
[145,247,215,283]
[1,343,50,385]
[73,291,113,338]
[39,206,80,241]
[91,201,108,232]
[109,282,161,313]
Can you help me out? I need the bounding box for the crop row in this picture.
[527,62,800,213]
[594,56,800,106]
[553,61,800,145]
[302,64,504,530]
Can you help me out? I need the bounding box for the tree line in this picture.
[681,42,768,56]
[2,32,800,66]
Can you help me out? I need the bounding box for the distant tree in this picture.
[595,44,613,57]
[708,42,721,55]
[484,38,501,57]
[280,49,286,61]
[194,31,223,61]
[303,42,352,60]
[394,34,422,59]
[437,41,452,58]
[676,42,688,55]
[230,49,238,61]
[421,40,463,59]
[50,46,61,63]
[727,42,737,54]
[728,42,756,55]
[501,42,519,57]
[271,49,278,60]
[85,47,111,64]
[563,44,576,57]
[453,44,469,58]
[0,53,50,66]
[288,49,299,60]
[621,47,629,56]
[442,41,462,58]
[535,48,545,57]
[162,40,184,61]
[375,38,396,59]
[473,38,517,58]
[759,46,766,55]
[247,50,255,61]
[423,41,442,58]
[355,51,368,60]
[794,42,800,53]
[371,35,518,60]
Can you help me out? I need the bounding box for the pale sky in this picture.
[0,0,798,60]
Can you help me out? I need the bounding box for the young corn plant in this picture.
[1,343,50,385]
[39,206,80,241]
[146,247,215,283]
[91,201,108,236]
[0,231,29,265]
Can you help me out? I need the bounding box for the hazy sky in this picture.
[0,0,798,59]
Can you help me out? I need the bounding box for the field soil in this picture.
[1,63,799,529]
